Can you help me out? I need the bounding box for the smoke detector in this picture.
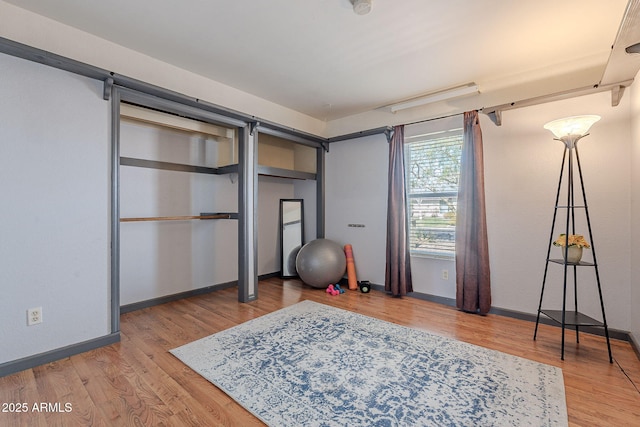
[351,0,372,15]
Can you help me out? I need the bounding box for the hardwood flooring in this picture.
[1,277,639,426]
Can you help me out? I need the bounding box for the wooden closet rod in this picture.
[120,213,237,222]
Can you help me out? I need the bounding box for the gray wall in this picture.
[325,134,388,285]
[0,53,111,364]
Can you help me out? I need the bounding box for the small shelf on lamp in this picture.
[547,258,595,266]
[539,310,605,327]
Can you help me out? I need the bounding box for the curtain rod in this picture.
[386,111,468,143]
[402,111,465,127]
[328,112,469,144]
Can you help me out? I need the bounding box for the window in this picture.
[405,126,463,258]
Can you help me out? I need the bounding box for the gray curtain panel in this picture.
[455,111,491,314]
[385,125,413,296]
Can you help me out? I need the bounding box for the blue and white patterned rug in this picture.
[171,300,567,426]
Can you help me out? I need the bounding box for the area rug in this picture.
[170,300,567,426]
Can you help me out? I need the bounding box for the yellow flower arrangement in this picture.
[552,234,590,249]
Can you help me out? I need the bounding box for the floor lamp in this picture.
[533,115,613,363]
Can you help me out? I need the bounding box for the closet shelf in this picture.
[258,165,316,180]
[120,157,227,175]
[120,213,238,222]
[547,258,595,266]
[120,157,316,180]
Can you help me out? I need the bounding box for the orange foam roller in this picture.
[344,244,358,290]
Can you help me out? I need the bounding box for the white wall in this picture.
[630,75,640,343]
[326,91,633,331]
[0,53,110,363]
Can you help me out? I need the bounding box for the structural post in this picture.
[316,147,326,239]
[238,123,258,302]
[110,86,121,333]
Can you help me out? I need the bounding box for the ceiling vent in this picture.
[351,0,372,15]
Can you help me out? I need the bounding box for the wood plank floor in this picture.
[1,277,639,426]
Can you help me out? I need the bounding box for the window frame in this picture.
[404,124,463,260]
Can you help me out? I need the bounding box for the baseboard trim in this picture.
[120,281,238,314]
[407,290,631,342]
[408,291,457,308]
[0,332,120,378]
[259,272,282,280]
[120,273,281,314]
[629,333,640,360]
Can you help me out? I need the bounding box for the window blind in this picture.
[405,128,463,258]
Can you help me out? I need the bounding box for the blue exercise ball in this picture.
[296,239,346,288]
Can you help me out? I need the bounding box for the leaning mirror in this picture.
[280,199,304,278]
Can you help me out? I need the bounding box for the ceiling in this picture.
[4,0,638,123]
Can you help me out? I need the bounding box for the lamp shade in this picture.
[543,115,600,138]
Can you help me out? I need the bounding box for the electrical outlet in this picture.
[27,307,42,326]
[441,269,449,280]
